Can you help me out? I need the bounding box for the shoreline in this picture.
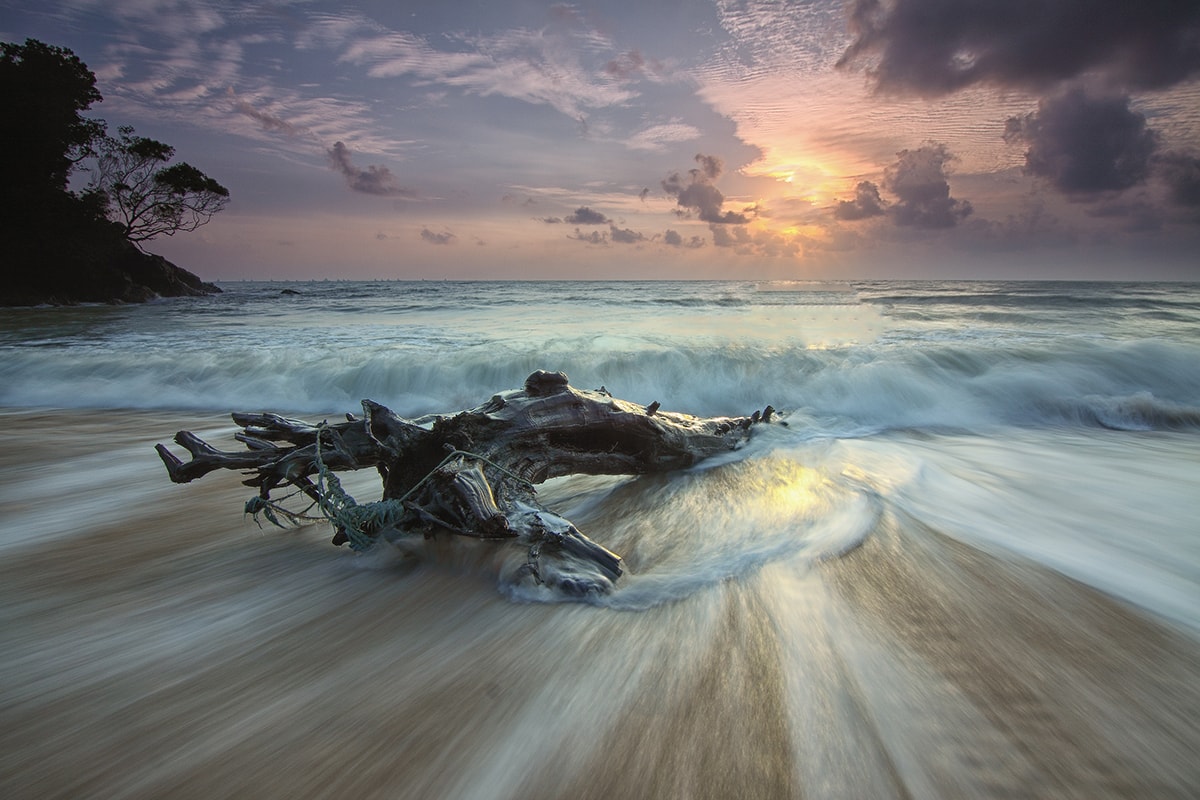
[2,407,1198,798]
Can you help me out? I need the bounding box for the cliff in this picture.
[1,223,220,306]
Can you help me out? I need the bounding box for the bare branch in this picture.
[89,126,228,248]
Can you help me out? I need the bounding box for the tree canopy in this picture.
[0,38,105,194]
[0,38,226,305]
[91,126,230,249]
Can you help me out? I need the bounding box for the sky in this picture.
[3,0,1200,280]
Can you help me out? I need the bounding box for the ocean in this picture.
[2,279,1199,798]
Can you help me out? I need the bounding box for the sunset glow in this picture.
[3,1,1198,279]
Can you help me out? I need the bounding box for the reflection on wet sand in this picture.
[2,410,1198,799]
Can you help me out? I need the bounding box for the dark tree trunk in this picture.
[157,371,777,596]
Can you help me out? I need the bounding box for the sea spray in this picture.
[4,282,1200,796]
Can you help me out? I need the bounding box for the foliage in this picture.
[0,38,105,194]
[0,38,228,304]
[91,126,230,248]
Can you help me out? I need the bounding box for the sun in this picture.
[747,145,880,212]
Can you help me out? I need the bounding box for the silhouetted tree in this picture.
[0,38,225,304]
[91,126,229,249]
[0,38,105,196]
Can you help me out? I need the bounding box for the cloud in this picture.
[834,181,886,220]
[710,224,751,248]
[838,0,1200,95]
[625,121,703,152]
[694,154,722,180]
[568,227,608,244]
[662,153,751,224]
[664,229,705,248]
[1004,89,1159,194]
[327,141,412,196]
[420,227,456,244]
[339,31,487,79]
[957,198,1078,252]
[88,0,227,39]
[228,89,299,135]
[565,206,610,225]
[1085,197,1164,232]
[1156,151,1200,207]
[294,10,373,51]
[340,17,636,121]
[605,50,646,80]
[708,224,799,257]
[884,143,973,228]
[609,224,648,244]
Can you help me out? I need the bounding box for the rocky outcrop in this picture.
[114,250,221,301]
[0,238,220,306]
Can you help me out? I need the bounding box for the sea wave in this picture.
[505,448,878,608]
[3,330,1197,435]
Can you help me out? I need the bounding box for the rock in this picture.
[116,251,221,299]
[0,241,220,306]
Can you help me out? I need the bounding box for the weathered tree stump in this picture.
[156,371,777,596]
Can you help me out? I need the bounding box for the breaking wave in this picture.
[2,280,1198,437]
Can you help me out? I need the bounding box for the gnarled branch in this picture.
[156,371,777,596]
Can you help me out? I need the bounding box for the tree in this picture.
[157,371,779,597]
[91,126,230,249]
[0,38,105,195]
[0,38,225,304]
[1,38,229,250]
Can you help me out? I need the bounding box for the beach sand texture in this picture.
[2,408,1199,799]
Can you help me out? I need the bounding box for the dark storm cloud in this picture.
[884,143,973,228]
[1004,89,1159,194]
[661,153,750,224]
[1157,151,1200,207]
[420,227,456,244]
[565,206,610,225]
[327,141,411,196]
[838,0,1200,95]
[834,181,886,220]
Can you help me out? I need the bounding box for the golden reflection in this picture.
[759,458,828,517]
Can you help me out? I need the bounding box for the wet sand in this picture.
[2,409,1198,798]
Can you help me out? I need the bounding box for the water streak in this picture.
[2,281,1198,797]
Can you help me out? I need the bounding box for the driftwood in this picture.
[156,371,777,596]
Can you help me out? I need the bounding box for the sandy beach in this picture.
[2,407,1198,798]
[3,0,1199,787]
